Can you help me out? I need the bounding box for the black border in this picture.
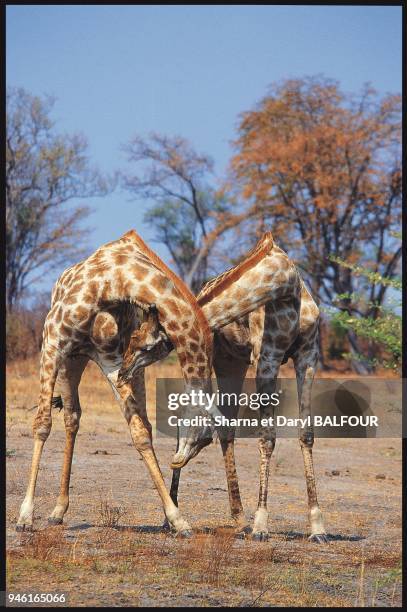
[3,2,405,609]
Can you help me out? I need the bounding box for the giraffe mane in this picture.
[197,231,274,307]
[122,230,213,355]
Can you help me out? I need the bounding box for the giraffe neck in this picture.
[197,243,299,330]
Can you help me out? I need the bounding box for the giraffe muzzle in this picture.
[117,338,173,387]
[170,433,213,469]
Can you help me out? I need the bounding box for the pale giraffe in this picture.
[16,229,216,535]
[119,232,327,542]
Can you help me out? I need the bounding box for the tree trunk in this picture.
[347,330,375,375]
[317,319,331,371]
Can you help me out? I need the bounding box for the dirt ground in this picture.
[6,358,402,607]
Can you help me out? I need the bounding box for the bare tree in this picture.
[122,133,229,292]
[6,87,110,311]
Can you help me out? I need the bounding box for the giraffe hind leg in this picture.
[214,348,249,533]
[48,355,89,525]
[16,344,62,531]
[220,433,249,534]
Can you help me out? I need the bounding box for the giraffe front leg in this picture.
[252,348,280,542]
[219,432,249,533]
[213,348,250,535]
[119,371,192,536]
[301,441,327,543]
[296,362,328,543]
[16,438,46,532]
[252,434,275,541]
[48,356,88,525]
[165,429,249,535]
[128,413,192,536]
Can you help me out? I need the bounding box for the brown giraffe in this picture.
[16,229,215,535]
[206,281,327,542]
[119,232,327,542]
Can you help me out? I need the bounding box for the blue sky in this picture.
[7,5,402,292]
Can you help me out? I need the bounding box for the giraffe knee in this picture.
[64,409,81,434]
[129,422,152,451]
[132,434,152,452]
[305,364,316,377]
[258,437,275,457]
[33,414,52,441]
[300,432,314,447]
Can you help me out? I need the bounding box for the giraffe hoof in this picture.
[48,517,63,526]
[252,531,269,542]
[162,519,177,533]
[235,525,251,538]
[309,533,329,544]
[176,529,193,539]
[16,524,33,532]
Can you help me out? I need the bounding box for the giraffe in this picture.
[16,229,216,535]
[205,281,327,542]
[119,232,327,542]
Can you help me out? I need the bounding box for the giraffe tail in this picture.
[29,395,64,412]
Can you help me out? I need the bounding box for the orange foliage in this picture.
[229,76,401,308]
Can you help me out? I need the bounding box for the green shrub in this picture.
[329,259,401,372]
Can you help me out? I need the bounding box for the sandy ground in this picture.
[6,359,402,607]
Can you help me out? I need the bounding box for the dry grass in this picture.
[18,526,67,562]
[173,530,236,585]
[97,501,126,529]
[7,526,402,607]
[6,357,402,607]
[6,355,182,435]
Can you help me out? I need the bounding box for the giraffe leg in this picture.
[252,420,276,541]
[164,430,248,534]
[162,427,181,532]
[214,348,249,532]
[169,470,181,506]
[220,433,249,532]
[128,413,191,535]
[112,368,192,536]
[252,354,282,541]
[48,355,89,525]
[161,470,181,531]
[16,344,61,531]
[295,355,328,543]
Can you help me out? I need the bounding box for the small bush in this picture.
[6,298,48,361]
[21,526,66,562]
[97,500,125,528]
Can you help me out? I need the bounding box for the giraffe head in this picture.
[170,425,213,468]
[117,304,173,386]
[169,379,215,469]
